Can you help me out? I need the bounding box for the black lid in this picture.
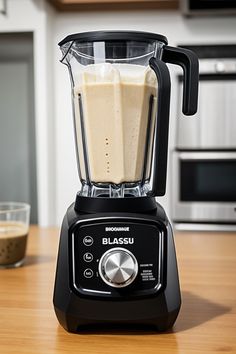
[58,31,168,47]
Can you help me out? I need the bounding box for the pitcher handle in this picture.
[162,46,199,115]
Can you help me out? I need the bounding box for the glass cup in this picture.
[0,202,30,269]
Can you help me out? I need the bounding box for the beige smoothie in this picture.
[73,63,157,184]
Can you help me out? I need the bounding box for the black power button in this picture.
[83,253,93,262]
[83,236,93,246]
[84,268,93,278]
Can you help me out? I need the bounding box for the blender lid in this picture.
[58,31,168,46]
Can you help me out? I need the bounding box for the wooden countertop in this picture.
[0,226,236,353]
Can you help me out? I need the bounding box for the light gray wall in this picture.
[0,33,37,222]
[0,0,57,226]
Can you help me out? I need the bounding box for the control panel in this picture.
[70,218,165,298]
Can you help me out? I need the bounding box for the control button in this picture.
[83,236,93,246]
[83,252,93,262]
[83,268,93,278]
[99,247,138,288]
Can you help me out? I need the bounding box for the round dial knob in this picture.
[99,248,138,288]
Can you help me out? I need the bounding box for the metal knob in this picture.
[99,248,138,288]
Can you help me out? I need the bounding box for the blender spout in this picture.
[60,41,74,65]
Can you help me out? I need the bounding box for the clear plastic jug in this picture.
[59,31,198,198]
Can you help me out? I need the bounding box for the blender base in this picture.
[53,198,181,333]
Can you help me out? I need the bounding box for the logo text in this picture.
[102,237,134,245]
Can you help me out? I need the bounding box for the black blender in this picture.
[53,31,199,332]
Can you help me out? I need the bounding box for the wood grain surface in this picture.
[0,226,236,353]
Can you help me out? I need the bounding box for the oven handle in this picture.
[177,152,236,160]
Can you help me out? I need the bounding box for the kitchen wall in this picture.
[0,0,55,226]
[1,0,236,226]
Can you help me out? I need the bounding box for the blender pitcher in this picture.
[59,31,198,199]
[54,31,199,333]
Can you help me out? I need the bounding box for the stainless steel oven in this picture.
[172,45,236,230]
[172,152,236,230]
[181,0,236,17]
[177,58,236,150]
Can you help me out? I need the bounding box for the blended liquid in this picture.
[0,222,28,266]
[73,63,157,184]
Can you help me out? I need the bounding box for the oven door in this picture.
[172,152,236,226]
